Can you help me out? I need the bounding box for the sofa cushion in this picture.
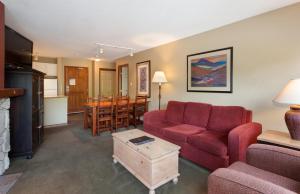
[207,106,247,133]
[144,120,177,134]
[165,101,185,124]
[229,162,300,193]
[188,131,228,157]
[183,102,212,127]
[163,124,205,143]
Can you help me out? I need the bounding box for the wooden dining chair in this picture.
[96,97,114,134]
[114,96,129,130]
[130,95,147,127]
[86,97,96,128]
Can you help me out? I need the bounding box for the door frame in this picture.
[99,68,116,97]
[117,64,129,97]
[64,66,89,113]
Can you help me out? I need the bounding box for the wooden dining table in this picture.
[83,100,149,136]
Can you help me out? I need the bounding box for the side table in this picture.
[257,130,300,151]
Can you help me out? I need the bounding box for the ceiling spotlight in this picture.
[100,48,104,54]
[94,58,101,62]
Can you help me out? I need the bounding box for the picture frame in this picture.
[187,47,233,93]
[136,60,151,97]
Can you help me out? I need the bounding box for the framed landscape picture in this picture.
[136,60,151,97]
[187,47,233,93]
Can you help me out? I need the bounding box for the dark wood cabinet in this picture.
[0,2,4,88]
[5,69,45,158]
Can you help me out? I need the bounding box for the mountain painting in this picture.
[187,47,233,93]
[191,54,227,87]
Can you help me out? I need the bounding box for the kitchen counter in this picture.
[44,96,68,126]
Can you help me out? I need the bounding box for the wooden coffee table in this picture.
[112,129,181,194]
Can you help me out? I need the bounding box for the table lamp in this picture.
[152,71,168,110]
[273,78,300,140]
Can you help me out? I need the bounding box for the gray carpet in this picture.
[6,114,210,194]
[0,173,22,194]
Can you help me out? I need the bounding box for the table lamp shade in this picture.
[152,71,167,84]
[274,79,300,105]
[274,78,300,140]
[152,71,167,110]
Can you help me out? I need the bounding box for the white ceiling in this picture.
[2,0,299,61]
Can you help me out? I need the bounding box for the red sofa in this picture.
[144,101,262,171]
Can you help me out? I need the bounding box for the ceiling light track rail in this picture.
[96,43,135,51]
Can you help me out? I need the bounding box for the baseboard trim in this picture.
[44,123,69,128]
[68,111,84,115]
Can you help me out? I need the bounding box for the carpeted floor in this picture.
[0,173,22,194]
[6,114,210,194]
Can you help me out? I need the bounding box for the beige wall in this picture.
[115,3,300,132]
[93,61,116,98]
[56,58,115,98]
[34,56,57,64]
[57,57,93,97]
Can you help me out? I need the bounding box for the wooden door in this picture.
[64,66,88,113]
[118,64,129,96]
[99,68,115,97]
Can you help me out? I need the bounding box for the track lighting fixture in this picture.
[96,43,135,57]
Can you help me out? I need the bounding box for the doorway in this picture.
[99,68,116,97]
[118,64,129,96]
[64,66,88,113]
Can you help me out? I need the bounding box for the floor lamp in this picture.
[152,71,168,110]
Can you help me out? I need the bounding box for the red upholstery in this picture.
[188,131,228,157]
[144,121,176,134]
[144,110,176,133]
[143,101,262,171]
[247,144,300,182]
[208,145,300,194]
[144,110,166,123]
[165,101,185,124]
[163,124,205,143]
[228,122,262,163]
[183,102,212,127]
[181,143,229,170]
[207,106,248,133]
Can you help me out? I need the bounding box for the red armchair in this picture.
[144,101,262,170]
[208,144,300,194]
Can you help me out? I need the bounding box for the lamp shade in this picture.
[273,79,300,105]
[152,71,167,83]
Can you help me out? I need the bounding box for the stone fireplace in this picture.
[0,98,10,175]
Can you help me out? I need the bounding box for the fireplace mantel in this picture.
[0,88,24,98]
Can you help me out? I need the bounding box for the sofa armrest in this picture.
[247,144,300,182]
[228,122,262,164]
[208,168,295,194]
[144,110,166,124]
